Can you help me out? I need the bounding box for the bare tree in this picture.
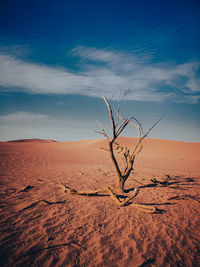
[94,94,160,194]
[62,94,160,212]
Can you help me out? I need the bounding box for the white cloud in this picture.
[0,54,89,94]
[71,46,118,63]
[0,47,199,102]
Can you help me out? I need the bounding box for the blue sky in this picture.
[0,0,200,142]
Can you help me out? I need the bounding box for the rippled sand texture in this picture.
[0,138,200,266]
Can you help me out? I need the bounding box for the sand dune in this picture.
[0,138,199,266]
[7,138,57,143]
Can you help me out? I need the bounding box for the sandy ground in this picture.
[0,137,199,266]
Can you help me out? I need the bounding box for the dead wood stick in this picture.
[120,188,140,207]
[62,184,107,196]
[130,203,157,213]
[107,187,156,212]
[107,187,122,205]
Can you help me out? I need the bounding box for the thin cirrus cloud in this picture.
[0,46,199,102]
[0,111,49,141]
[0,111,97,141]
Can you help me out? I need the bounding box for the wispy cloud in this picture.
[0,46,199,102]
[0,111,48,124]
[0,111,96,141]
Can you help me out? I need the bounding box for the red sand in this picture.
[0,137,200,266]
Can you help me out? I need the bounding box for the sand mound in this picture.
[0,138,199,266]
[7,138,57,143]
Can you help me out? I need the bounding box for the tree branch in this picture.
[102,94,116,140]
[131,117,162,158]
[94,120,110,141]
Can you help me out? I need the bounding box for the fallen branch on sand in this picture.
[63,185,107,196]
[61,184,157,213]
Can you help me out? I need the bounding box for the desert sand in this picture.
[0,137,199,266]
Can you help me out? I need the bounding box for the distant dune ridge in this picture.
[0,137,199,266]
[7,138,57,143]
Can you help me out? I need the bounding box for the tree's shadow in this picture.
[139,258,156,267]
[125,176,198,193]
[122,175,200,211]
